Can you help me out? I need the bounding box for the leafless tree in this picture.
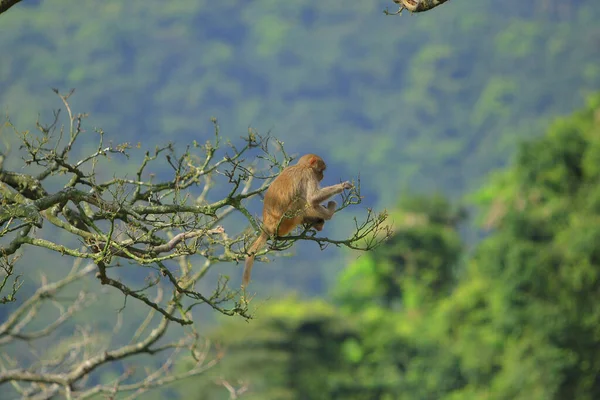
[0,90,391,398]
[0,258,222,399]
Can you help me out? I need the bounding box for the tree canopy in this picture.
[192,92,600,399]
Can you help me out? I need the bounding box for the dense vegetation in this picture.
[2,0,599,202]
[2,0,598,293]
[189,93,600,399]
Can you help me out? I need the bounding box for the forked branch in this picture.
[1,90,389,321]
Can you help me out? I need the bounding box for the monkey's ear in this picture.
[309,156,318,166]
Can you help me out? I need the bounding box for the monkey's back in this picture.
[262,165,308,236]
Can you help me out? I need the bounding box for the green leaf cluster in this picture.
[184,93,600,399]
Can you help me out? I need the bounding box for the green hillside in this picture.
[2,0,598,206]
[191,92,600,400]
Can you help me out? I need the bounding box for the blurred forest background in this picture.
[2,0,600,398]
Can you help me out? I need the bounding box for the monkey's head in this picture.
[298,154,326,181]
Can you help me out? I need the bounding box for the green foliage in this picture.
[188,93,600,399]
[1,0,599,207]
[464,92,600,399]
[335,194,465,310]
[178,297,357,400]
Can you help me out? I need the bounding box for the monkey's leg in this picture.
[325,200,337,217]
[302,201,337,231]
[302,207,329,231]
[306,202,336,219]
[303,216,325,231]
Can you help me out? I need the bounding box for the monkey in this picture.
[242,154,353,288]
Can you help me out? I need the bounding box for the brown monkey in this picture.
[242,154,352,287]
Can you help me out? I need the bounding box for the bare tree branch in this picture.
[385,0,451,15]
[0,90,390,398]
[1,90,390,320]
[0,260,222,399]
[0,0,22,17]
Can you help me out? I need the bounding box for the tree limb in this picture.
[0,0,22,16]
[386,0,451,15]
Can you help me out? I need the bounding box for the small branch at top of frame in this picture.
[0,0,22,17]
[384,0,451,15]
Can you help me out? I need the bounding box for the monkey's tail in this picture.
[242,232,268,288]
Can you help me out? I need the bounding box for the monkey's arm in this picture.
[308,182,352,206]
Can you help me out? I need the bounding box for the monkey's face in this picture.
[302,154,326,181]
[314,164,325,181]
